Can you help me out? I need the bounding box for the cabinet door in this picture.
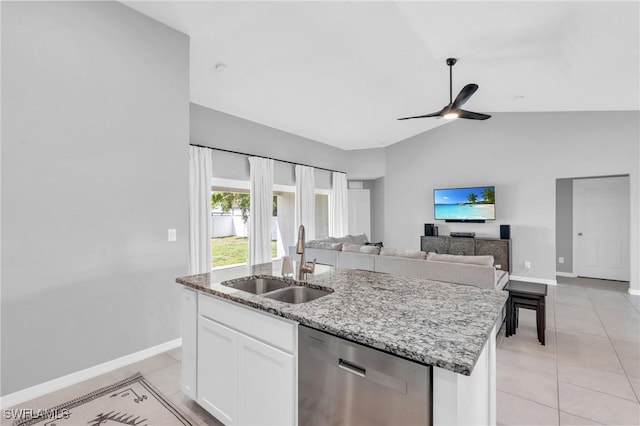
[238,334,295,426]
[181,288,197,399]
[421,236,447,254]
[448,238,475,256]
[475,239,511,272]
[197,317,238,425]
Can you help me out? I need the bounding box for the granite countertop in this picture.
[176,262,507,376]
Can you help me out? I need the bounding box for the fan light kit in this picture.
[398,58,491,121]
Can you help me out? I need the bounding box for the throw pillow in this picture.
[342,243,364,252]
[426,252,494,266]
[329,236,351,244]
[359,245,380,255]
[348,233,369,245]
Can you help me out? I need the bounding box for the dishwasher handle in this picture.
[338,358,366,377]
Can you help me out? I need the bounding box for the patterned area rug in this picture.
[14,373,195,426]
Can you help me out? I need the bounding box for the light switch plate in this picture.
[168,229,177,242]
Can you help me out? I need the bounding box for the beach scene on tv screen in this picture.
[434,187,495,220]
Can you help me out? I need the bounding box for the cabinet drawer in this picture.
[198,293,296,354]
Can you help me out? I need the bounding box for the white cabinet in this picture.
[181,288,197,399]
[197,316,238,425]
[238,334,295,426]
[186,292,297,426]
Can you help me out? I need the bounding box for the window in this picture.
[210,182,278,269]
[209,177,330,269]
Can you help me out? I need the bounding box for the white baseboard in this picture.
[556,272,578,278]
[509,275,558,286]
[0,338,182,409]
[629,288,640,296]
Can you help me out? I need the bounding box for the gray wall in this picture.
[384,111,639,286]
[344,148,386,180]
[191,103,348,177]
[1,1,189,395]
[556,179,574,273]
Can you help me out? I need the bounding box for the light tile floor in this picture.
[5,276,639,425]
[497,276,640,426]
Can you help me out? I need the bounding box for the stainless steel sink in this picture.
[261,286,332,304]
[221,277,292,294]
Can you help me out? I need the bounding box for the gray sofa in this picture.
[289,238,508,290]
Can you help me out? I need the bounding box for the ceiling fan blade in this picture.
[397,111,441,120]
[458,109,491,120]
[451,84,478,109]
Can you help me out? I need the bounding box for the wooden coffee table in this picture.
[504,280,548,345]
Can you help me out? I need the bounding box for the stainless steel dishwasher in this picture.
[298,325,432,426]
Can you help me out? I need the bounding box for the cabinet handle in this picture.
[338,358,366,377]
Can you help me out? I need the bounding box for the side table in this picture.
[504,280,548,345]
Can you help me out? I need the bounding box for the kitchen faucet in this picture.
[296,225,316,280]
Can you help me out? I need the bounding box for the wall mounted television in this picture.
[434,186,496,222]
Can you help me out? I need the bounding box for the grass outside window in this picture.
[212,236,278,268]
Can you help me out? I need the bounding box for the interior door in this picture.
[574,176,630,281]
[348,189,371,238]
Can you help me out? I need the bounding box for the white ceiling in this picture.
[123,1,639,150]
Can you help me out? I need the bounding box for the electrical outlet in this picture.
[524,261,531,269]
[168,229,177,242]
[559,257,565,264]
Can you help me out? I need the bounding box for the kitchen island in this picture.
[176,261,507,426]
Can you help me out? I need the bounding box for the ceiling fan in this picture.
[398,58,491,121]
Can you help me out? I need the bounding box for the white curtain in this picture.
[248,157,274,265]
[329,172,349,237]
[189,146,213,274]
[295,164,316,241]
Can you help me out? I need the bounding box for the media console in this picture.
[420,235,511,272]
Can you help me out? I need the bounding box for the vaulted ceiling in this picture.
[124,1,639,150]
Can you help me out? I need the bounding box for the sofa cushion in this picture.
[342,243,381,255]
[380,247,427,260]
[426,252,494,266]
[305,239,343,250]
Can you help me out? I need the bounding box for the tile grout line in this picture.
[558,410,606,426]
[553,284,561,426]
[584,285,640,405]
